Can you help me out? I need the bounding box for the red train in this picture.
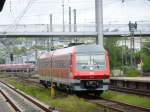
[0,64,35,74]
[38,44,110,94]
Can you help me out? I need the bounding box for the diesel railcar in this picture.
[38,44,110,94]
[0,64,35,74]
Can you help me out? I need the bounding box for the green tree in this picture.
[104,37,122,69]
[0,58,5,64]
[141,41,150,70]
[13,47,27,55]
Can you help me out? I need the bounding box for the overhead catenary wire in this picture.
[6,0,35,32]
[2,0,149,29]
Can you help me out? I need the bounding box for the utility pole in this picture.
[73,9,77,32]
[140,31,143,75]
[47,14,53,52]
[69,6,71,32]
[49,14,53,48]
[50,14,54,51]
[124,37,127,65]
[62,0,65,32]
[121,40,123,67]
[128,21,137,67]
[130,33,134,67]
[49,14,55,98]
[95,0,103,46]
[10,0,12,12]
[50,14,53,32]
[35,38,38,65]
[73,9,77,43]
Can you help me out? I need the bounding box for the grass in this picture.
[101,91,150,108]
[127,69,141,77]
[1,75,150,111]
[50,96,98,112]
[1,77,100,112]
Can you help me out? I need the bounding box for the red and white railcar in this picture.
[38,44,110,94]
[0,64,35,73]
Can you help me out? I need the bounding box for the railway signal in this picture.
[134,21,137,30]
[128,21,137,32]
[10,53,14,62]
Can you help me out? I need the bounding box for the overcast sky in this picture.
[0,0,150,25]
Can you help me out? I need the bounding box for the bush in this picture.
[143,55,150,70]
[127,69,141,77]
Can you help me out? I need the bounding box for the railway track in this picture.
[0,81,58,112]
[22,78,150,112]
[80,94,150,112]
[2,77,150,112]
[109,86,150,97]
[0,91,13,112]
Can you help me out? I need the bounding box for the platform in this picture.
[111,77,150,83]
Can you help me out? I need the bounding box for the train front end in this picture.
[71,45,110,94]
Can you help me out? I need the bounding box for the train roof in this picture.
[0,64,34,68]
[54,44,105,54]
[39,52,50,59]
[39,44,105,59]
[75,44,105,53]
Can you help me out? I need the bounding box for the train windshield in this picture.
[76,54,106,71]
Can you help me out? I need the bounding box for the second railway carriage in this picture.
[0,64,35,75]
[38,44,110,94]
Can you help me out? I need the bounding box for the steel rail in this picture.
[0,81,57,112]
[104,98,150,112]
[0,89,21,112]
[80,94,150,112]
[109,86,150,97]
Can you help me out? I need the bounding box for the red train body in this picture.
[38,44,110,94]
[0,64,35,74]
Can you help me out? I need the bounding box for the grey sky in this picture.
[0,0,150,24]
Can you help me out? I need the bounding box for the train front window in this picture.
[76,54,106,71]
